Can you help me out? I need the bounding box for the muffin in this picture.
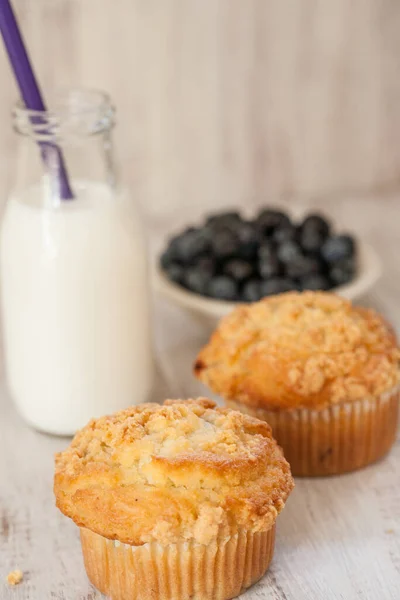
[54,398,293,600]
[194,292,400,476]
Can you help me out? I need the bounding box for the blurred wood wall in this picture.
[0,0,399,222]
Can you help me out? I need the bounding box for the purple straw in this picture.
[0,0,73,200]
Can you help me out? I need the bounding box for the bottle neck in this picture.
[12,90,117,200]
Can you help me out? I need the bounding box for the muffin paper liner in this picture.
[227,386,399,476]
[80,525,275,600]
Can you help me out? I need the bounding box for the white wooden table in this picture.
[1,196,400,600]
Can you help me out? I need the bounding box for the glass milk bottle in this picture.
[1,90,153,435]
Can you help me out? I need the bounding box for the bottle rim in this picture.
[12,88,115,141]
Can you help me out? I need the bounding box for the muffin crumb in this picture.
[6,570,23,586]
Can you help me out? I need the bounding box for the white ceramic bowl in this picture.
[154,240,382,326]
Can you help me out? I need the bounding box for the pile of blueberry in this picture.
[160,209,357,302]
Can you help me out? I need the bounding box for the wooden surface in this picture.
[0,196,399,599]
[1,1,400,221]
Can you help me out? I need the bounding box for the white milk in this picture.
[1,180,153,435]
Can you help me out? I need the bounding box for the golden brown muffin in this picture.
[55,398,293,600]
[195,292,400,476]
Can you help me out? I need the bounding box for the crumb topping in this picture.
[54,398,293,545]
[6,570,23,586]
[194,292,400,410]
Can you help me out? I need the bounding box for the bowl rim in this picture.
[153,240,382,319]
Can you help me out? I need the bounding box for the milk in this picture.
[1,180,153,434]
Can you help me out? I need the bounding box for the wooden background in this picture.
[0,0,400,223]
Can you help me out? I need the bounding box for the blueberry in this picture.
[162,234,186,263]
[167,235,181,255]
[165,263,185,284]
[255,209,291,236]
[206,211,243,234]
[193,255,217,277]
[300,214,330,238]
[242,279,263,302]
[272,224,298,245]
[330,258,356,286]
[236,222,259,259]
[260,278,298,296]
[223,259,254,283]
[277,240,303,264]
[207,276,238,301]
[160,248,177,269]
[206,210,242,226]
[321,235,356,264]
[284,256,321,280]
[259,255,281,279]
[172,228,210,264]
[299,228,326,254]
[258,242,276,261]
[211,229,240,260]
[301,274,332,291]
[184,268,212,295]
